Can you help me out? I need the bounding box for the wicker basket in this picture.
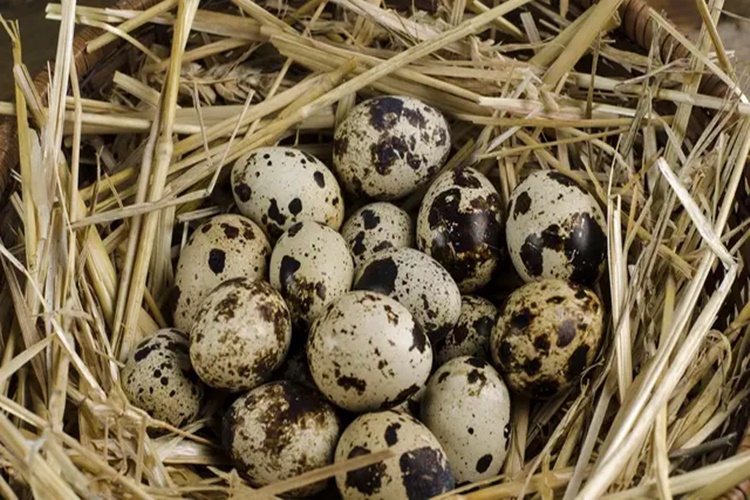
[0,0,749,497]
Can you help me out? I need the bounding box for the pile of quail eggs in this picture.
[121,94,608,497]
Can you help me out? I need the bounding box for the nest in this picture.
[0,0,749,497]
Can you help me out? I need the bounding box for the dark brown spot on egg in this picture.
[346,446,386,496]
[403,107,426,128]
[434,127,448,147]
[333,136,349,160]
[287,222,303,237]
[534,335,550,353]
[467,368,487,385]
[438,371,450,384]
[313,171,326,188]
[354,256,398,295]
[497,341,512,365]
[371,136,409,175]
[465,357,488,369]
[520,236,544,277]
[361,209,380,229]
[567,344,590,380]
[234,182,252,202]
[337,375,367,394]
[510,308,533,331]
[288,198,303,215]
[267,199,287,227]
[513,191,532,218]
[565,212,607,285]
[201,223,212,233]
[523,358,541,376]
[547,171,579,189]
[208,249,226,274]
[476,454,493,474]
[410,321,427,354]
[453,167,481,188]
[352,232,367,256]
[531,378,559,398]
[279,256,301,296]
[221,223,240,239]
[399,447,454,499]
[385,422,401,445]
[368,96,404,131]
[557,319,577,347]
[373,241,393,252]
[381,384,421,409]
[548,296,565,304]
[450,323,470,345]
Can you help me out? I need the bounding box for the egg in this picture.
[172,214,271,331]
[353,248,461,344]
[333,96,451,200]
[231,146,344,240]
[190,278,292,391]
[341,202,414,271]
[434,296,498,366]
[307,291,432,412]
[505,170,607,285]
[121,329,205,427]
[417,166,503,293]
[421,356,511,484]
[270,221,354,327]
[490,279,604,398]
[274,332,316,389]
[223,381,341,496]
[334,410,454,499]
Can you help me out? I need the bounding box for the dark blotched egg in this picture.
[417,167,503,293]
[506,171,607,285]
[434,296,498,366]
[341,202,414,271]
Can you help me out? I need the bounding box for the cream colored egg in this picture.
[434,296,498,366]
[341,202,414,271]
[173,214,271,331]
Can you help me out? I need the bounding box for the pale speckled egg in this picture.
[121,329,205,427]
[490,279,604,398]
[270,221,354,327]
[231,146,344,240]
[334,410,455,500]
[417,167,503,293]
[341,202,414,271]
[333,96,451,200]
[434,296,498,366]
[307,291,432,412]
[353,248,461,345]
[172,214,271,331]
[421,356,511,484]
[506,171,607,285]
[190,278,291,391]
[222,381,341,496]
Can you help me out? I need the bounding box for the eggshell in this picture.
[223,381,341,496]
[421,356,511,483]
[490,279,604,398]
[270,221,354,327]
[121,329,205,427]
[341,202,414,271]
[417,167,503,292]
[190,278,292,391]
[231,146,344,240]
[307,291,432,412]
[334,410,455,499]
[434,296,498,366]
[506,171,607,285]
[353,247,461,344]
[333,96,451,200]
[173,214,271,331]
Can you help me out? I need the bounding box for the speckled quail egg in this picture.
[307,291,432,412]
[417,166,503,293]
[434,296,498,366]
[223,381,341,496]
[333,96,451,200]
[334,410,455,500]
[353,248,461,344]
[231,146,344,240]
[421,356,511,484]
[172,214,271,331]
[341,202,414,271]
[270,221,354,327]
[190,278,291,391]
[121,329,205,427]
[506,171,607,285]
[490,279,604,398]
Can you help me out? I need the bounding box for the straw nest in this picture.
[0,0,749,497]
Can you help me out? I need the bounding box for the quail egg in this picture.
[270,221,354,327]
[506,170,607,285]
[434,296,498,366]
[333,95,451,200]
[341,202,414,271]
[231,146,344,240]
[307,291,432,412]
[417,166,503,293]
[334,410,454,499]
[421,356,511,484]
[223,381,341,496]
[353,247,461,344]
[490,279,604,398]
[172,214,271,331]
[190,278,292,391]
[121,329,205,427]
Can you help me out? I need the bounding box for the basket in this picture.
[0,0,749,497]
